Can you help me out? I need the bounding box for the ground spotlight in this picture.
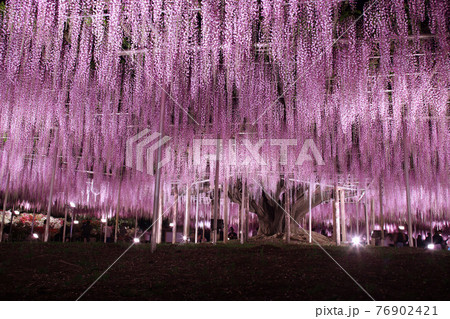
[169,223,174,227]
[14,210,20,215]
[133,237,140,243]
[73,220,79,224]
[69,202,76,208]
[101,218,107,223]
[398,225,405,230]
[32,233,39,239]
[352,236,360,245]
[427,244,434,250]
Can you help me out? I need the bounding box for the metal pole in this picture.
[157,189,163,244]
[333,185,341,245]
[223,179,229,243]
[104,214,108,243]
[240,178,245,244]
[44,144,58,242]
[285,178,291,244]
[195,187,199,243]
[365,201,370,245]
[70,210,74,241]
[339,188,347,242]
[212,139,220,244]
[134,209,138,238]
[371,198,375,242]
[172,186,178,244]
[404,123,413,247]
[309,183,313,243]
[151,87,167,252]
[379,178,384,241]
[0,172,10,242]
[62,206,68,242]
[183,184,190,242]
[114,180,122,243]
[356,189,360,235]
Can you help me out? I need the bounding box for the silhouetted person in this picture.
[417,235,424,248]
[81,220,92,243]
[395,231,406,247]
[228,227,237,240]
[433,231,444,248]
[425,232,432,245]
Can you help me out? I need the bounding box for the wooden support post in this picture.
[114,180,122,243]
[172,186,178,244]
[223,179,229,243]
[183,184,190,242]
[379,178,384,241]
[364,202,370,245]
[0,172,10,242]
[195,186,199,243]
[44,145,58,242]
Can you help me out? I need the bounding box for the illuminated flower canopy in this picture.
[0,0,448,222]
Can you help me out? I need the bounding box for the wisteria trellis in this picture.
[0,0,448,224]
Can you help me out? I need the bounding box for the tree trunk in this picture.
[228,179,330,238]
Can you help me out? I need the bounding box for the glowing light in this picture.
[69,202,76,208]
[427,244,434,250]
[133,238,140,243]
[398,226,405,230]
[101,218,107,223]
[182,236,187,241]
[352,237,360,245]
[32,233,39,239]
[73,220,79,224]
[14,210,20,215]
[169,223,174,227]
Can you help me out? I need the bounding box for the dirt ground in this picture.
[0,242,448,300]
